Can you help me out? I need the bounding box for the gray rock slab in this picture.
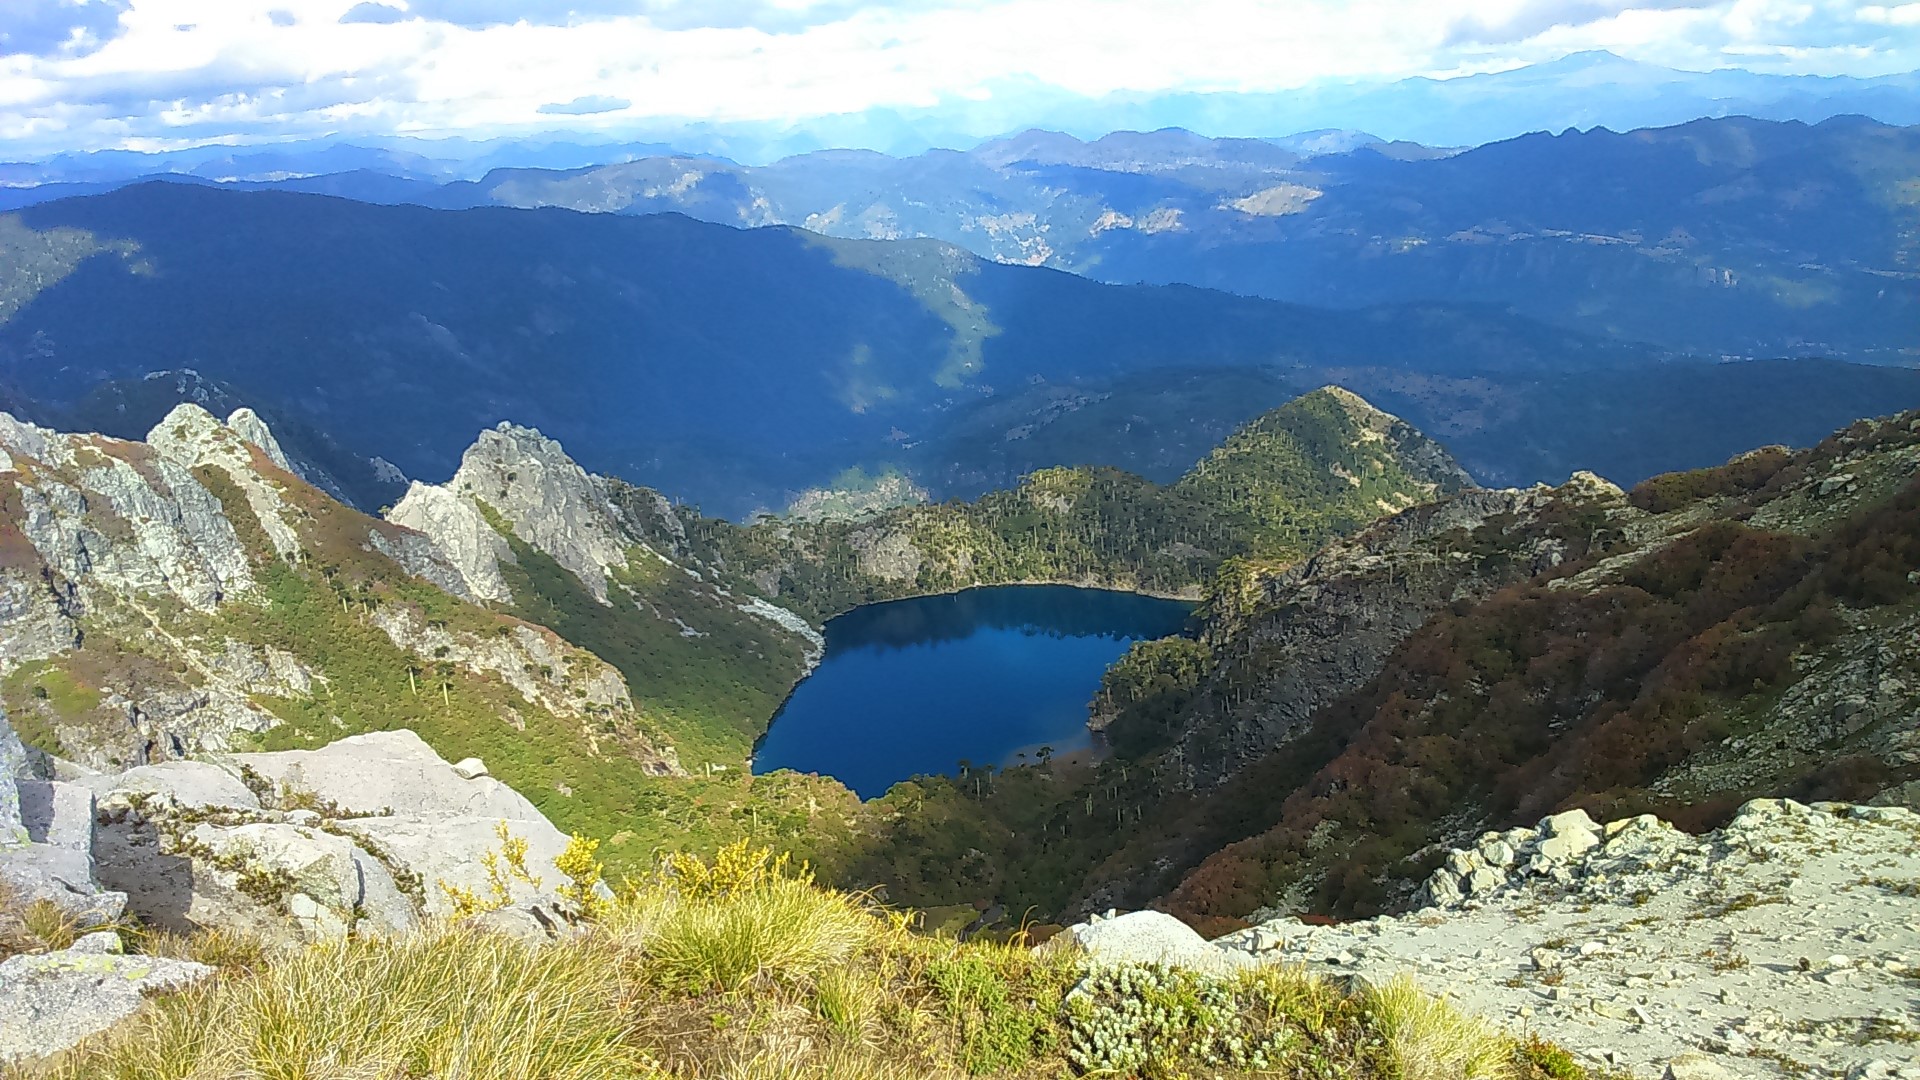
[0,950,214,1064]
[83,760,260,811]
[18,780,95,851]
[1,710,28,846]
[0,843,124,923]
[233,730,543,823]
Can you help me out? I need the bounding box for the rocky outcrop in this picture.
[0,708,126,926]
[88,730,590,943]
[1074,799,1920,1079]
[0,723,600,1065]
[1,716,25,845]
[223,407,292,473]
[0,948,215,1065]
[0,707,196,1067]
[0,407,678,774]
[385,481,515,603]
[386,421,819,690]
[0,410,256,622]
[146,403,302,561]
[445,423,631,602]
[366,605,641,730]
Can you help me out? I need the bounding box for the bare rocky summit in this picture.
[388,421,823,659]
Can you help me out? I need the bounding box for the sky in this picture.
[0,0,1916,154]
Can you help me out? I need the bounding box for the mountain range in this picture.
[3,51,1916,173]
[9,114,1913,365]
[2,181,1915,521]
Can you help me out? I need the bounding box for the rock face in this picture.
[386,480,516,603]
[386,421,818,671]
[90,729,586,941]
[0,707,126,926]
[441,424,632,603]
[1079,800,1920,1080]
[0,706,202,1067]
[1,715,25,845]
[0,720,608,1063]
[0,406,666,775]
[1166,475,1629,789]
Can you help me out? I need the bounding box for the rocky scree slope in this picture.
[1090,795,1920,1068]
[0,703,602,1064]
[0,404,682,858]
[1061,798,1920,1080]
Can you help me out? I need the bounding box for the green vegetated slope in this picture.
[1163,419,1920,921]
[669,387,1471,625]
[484,518,813,770]
[0,435,854,882]
[813,409,1920,928]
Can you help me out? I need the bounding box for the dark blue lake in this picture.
[752,585,1194,798]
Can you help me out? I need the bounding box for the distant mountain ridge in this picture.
[0,182,1653,515]
[449,114,1920,362]
[2,50,1914,172]
[18,115,1900,363]
[2,181,1915,518]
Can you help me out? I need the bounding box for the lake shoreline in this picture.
[749,584,1195,799]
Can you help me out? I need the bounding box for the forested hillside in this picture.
[812,409,1920,929]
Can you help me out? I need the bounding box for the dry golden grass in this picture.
[6,841,1586,1080]
[1367,974,1521,1080]
[132,925,278,973]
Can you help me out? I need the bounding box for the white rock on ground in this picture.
[1,719,595,1063]
[87,729,580,941]
[1049,910,1255,977]
[79,760,261,812]
[1199,799,1920,1079]
[232,729,577,920]
[0,706,207,1065]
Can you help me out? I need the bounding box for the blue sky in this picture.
[0,0,1915,153]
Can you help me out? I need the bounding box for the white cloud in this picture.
[1859,2,1920,23]
[0,0,1913,153]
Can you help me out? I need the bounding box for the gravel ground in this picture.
[1214,801,1920,1079]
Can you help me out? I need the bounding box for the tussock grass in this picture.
[133,925,279,974]
[0,882,119,959]
[11,841,1590,1080]
[1368,974,1520,1080]
[27,927,653,1080]
[642,875,877,993]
